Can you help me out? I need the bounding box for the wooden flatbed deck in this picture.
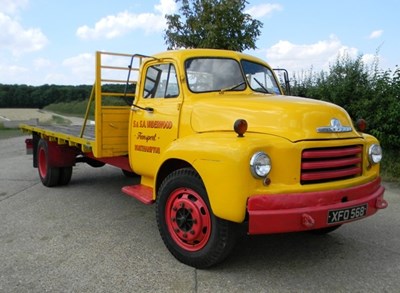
[32,124,95,140]
[21,123,96,153]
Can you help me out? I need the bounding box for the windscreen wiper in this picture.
[254,78,270,94]
[219,81,246,94]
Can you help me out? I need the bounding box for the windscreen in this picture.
[185,58,246,93]
[241,60,281,95]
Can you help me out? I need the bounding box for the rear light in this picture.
[25,138,33,155]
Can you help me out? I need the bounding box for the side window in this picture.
[143,63,179,98]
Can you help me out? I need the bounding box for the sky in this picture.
[0,0,398,85]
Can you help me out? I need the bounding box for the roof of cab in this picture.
[152,48,270,67]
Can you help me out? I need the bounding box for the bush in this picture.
[381,148,400,182]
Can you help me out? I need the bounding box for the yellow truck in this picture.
[21,49,387,268]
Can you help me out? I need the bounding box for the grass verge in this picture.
[0,123,25,139]
[41,115,72,126]
[44,100,90,118]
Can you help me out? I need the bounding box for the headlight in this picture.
[250,152,271,178]
[368,144,382,164]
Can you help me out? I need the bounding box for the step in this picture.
[121,184,154,205]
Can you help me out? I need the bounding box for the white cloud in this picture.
[266,35,359,72]
[62,53,95,84]
[361,53,380,68]
[76,11,164,40]
[155,0,177,15]
[368,30,383,39]
[58,50,147,85]
[0,12,48,56]
[0,63,28,76]
[63,53,94,67]
[0,57,64,85]
[33,58,52,69]
[0,0,28,15]
[246,3,283,18]
[76,0,177,40]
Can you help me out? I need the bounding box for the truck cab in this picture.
[126,49,386,267]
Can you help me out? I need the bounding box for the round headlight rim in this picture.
[250,151,272,178]
[368,144,382,164]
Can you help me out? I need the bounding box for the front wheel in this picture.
[156,168,237,268]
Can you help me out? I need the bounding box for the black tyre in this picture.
[309,225,342,235]
[156,168,237,268]
[37,139,60,187]
[58,166,73,185]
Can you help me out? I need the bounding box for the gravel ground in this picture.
[1,136,399,292]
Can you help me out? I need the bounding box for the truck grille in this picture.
[301,145,362,184]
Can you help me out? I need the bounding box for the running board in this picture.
[121,184,154,205]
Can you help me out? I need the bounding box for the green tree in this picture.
[164,0,263,52]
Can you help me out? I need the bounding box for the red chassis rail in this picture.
[247,177,387,234]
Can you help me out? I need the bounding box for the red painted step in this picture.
[121,184,154,205]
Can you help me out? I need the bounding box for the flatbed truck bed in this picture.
[21,124,95,151]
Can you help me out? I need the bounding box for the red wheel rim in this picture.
[38,147,47,178]
[165,187,211,251]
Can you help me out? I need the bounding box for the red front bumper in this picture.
[247,177,387,235]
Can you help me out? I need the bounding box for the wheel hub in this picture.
[38,148,47,178]
[175,206,194,232]
[166,188,211,250]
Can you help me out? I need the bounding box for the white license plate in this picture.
[328,204,368,224]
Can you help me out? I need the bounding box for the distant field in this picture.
[0,108,55,122]
[0,108,74,140]
[0,108,87,127]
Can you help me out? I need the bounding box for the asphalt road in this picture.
[1,135,399,293]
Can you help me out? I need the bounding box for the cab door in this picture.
[129,60,182,177]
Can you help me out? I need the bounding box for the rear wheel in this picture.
[37,139,60,187]
[58,166,73,185]
[156,168,237,268]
